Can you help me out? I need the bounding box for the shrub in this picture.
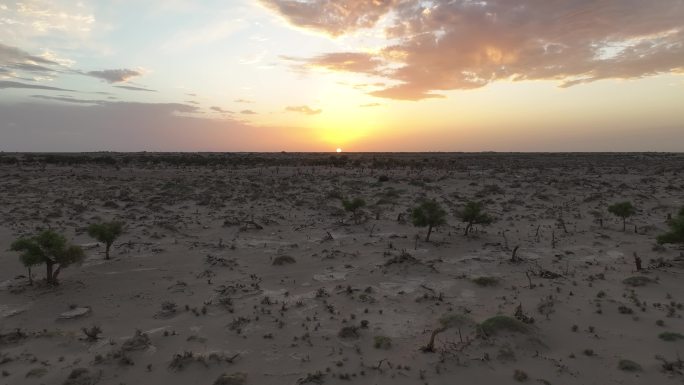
[87,221,123,260]
[659,332,684,342]
[411,200,447,242]
[458,201,493,236]
[622,276,654,287]
[422,313,473,352]
[472,276,499,287]
[607,201,636,232]
[657,207,684,245]
[11,230,84,285]
[478,315,529,337]
[373,335,392,349]
[618,359,642,372]
[272,255,296,265]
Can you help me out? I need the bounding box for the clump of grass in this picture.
[513,369,528,382]
[213,372,247,385]
[618,359,642,372]
[373,335,392,350]
[272,255,296,266]
[472,276,499,287]
[659,331,684,342]
[338,326,360,340]
[478,315,529,337]
[622,276,654,287]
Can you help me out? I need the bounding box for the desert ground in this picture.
[1,152,683,385]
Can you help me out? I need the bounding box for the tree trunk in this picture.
[105,242,111,260]
[27,266,33,286]
[423,326,446,352]
[622,217,626,232]
[53,265,63,283]
[464,222,472,236]
[46,262,55,285]
[425,225,433,242]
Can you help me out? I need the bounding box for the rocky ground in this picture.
[1,152,683,385]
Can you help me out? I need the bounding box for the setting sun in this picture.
[336,148,342,153]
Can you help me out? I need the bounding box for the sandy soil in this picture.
[1,152,684,385]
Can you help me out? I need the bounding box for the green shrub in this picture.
[479,316,529,337]
[373,335,392,349]
[472,276,499,287]
[659,332,684,342]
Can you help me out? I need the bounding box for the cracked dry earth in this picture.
[1,153,684,385]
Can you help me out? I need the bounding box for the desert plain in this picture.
[1,152,683,385]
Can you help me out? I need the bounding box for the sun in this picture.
[336,148,342,153]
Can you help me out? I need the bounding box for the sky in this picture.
[1,0,683,152]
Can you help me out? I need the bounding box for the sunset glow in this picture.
[1,1,683,151]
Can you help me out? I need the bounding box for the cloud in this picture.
[0,43,58,66]
[234,98,254,103]
[0,101,296,152]
[114,85,156,92]
[360,102,381,108]
[283,52,384,74]
[259,0,397,37]
[0,1,95,48]
[240,109,257,114]
[269,1,684,100]
[87,69,142,83]
[210,106,232,114]
[31,95,101,104]
[285,105,322,115]
[0,43,61,76]
[0,80,72,91]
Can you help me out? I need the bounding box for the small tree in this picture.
[411,200,447,242]
[458,201,493,236]
[657,207,684,245]
[11,230,84,285]
[87,221,123,260]
[342,198,366,223]
[607,201,636,232]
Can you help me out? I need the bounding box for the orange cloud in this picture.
[268,1,684,100]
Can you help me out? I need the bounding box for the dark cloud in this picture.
[240,109,257,114]
[210,106,232,114]
[285,105,322,115]
[360,102,381,107]
[0,43,61,78]
[0,43,59,66]
[234,98,255,103]
[259,0,397,37]
[113,85,156,92]
[31,95,101,104]
[87,69,142,83]
[269,0,684,100]
[0,80,72,91]
[0,101,291,152]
